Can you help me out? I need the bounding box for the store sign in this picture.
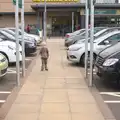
[32,0,78,2]
[95,9,116,14]
[81,9,118,15]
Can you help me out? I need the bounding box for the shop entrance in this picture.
[51,16,72,36]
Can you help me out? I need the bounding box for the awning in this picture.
[31,3,120,10]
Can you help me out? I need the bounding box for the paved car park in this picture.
[78,66,120,120]
[93,74,120,120]
[0,52,37,108]
[81,68,120,120]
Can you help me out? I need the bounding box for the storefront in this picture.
[1,0,120,36]
[80,9,120,28]
[31,1,81,36]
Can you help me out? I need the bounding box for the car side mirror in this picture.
[104,40,110,45]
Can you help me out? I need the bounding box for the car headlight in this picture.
[103,58,119,67]
[8,45,14,50]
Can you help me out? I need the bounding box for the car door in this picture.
[95,34,119,54]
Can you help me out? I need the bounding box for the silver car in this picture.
[65,27,106,47]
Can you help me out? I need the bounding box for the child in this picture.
[39,42,49,71]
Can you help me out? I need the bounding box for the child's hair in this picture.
[41,41,46,46]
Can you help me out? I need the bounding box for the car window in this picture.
[94,30,110,39]
[98,33,120,45]
[106,34,120,41]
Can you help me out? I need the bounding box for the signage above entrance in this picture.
[32,0,78,2]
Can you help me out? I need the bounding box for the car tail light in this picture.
[66,34,69,38]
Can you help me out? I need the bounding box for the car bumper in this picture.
[95,65,119,81]
[25,47,37,54]
[67,50,80,63]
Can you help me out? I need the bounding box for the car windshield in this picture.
[0,31,15,40]
[81,27,105,37]
[76,29,85,35]
[4,30,15,36]
[94,28,119,39]
[10,28,27,35]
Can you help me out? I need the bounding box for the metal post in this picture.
[21,0,25,77]
[85,0,89,79]
[89,0,94,87]
[15,0,20,86]
[37,11,40,29]
[72,12,74,32]
[44,0,47,41]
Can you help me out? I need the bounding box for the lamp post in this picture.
[15,0,20,86]
[21,0,25,77]
[85,0,89,79]
[89,0,95,87]
[43,0,47,41]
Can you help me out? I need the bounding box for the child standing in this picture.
[39,42,49,71]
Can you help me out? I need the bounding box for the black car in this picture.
[0,31,37,55]
[95,42,120,83]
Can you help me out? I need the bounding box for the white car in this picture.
[1,29,36,44]
[67,30,120,65]
[6,28,41,44]
[0,38,22,63]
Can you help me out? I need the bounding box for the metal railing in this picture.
[80,0,118,4]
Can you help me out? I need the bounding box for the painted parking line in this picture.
[100,92,120,97]
[104,101,120,103]
[0,100,5,103]
[100,92,120,104]
[88,72,96,75]
[7,69,22,74]
[8,68,27,70]
[25,58,32,61]
[0,91,11,94]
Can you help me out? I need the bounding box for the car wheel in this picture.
[80,52,96,67]
[0,52,9,63]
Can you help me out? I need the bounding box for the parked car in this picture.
[67,30,120,65]
[65,27,106,47]
[2,29,37,45]
[75,27,120,44]
[6,28,41,45]
[0,53,8,78]
[95,42,120,84]
[0,30,37,55]
[0,38,22,63]
[65,29,85,41]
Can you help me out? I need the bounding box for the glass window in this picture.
[106,34,120,41]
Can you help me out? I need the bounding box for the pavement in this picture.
[4,38,106,120]
[0,53,37,108]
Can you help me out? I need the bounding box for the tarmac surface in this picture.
[0,53,37,108]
